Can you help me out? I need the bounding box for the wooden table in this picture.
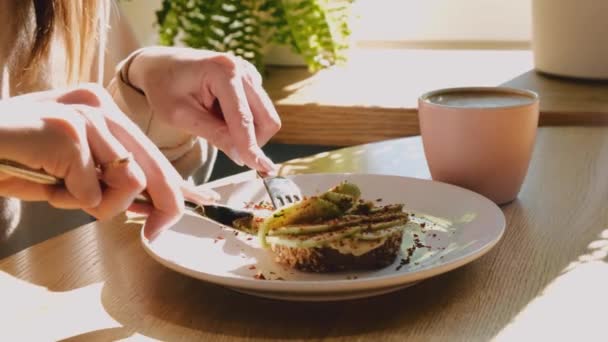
[266,49,608,145]
[1,126,607,341]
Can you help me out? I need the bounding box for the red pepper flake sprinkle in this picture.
[244,201,275,210]
[248,265,256,270]
[420,223,426,228]
[246,237,253,241]
[255,203,274,210]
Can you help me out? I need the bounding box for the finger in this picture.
[43,117,102,208]
[0,178,48,201]
[160,100,243,165]
[84,89,183,221]
[87,160,147,220]
[73,106,147,220]
[211,73,275,172]
[182,183,220,205]
[0,103,101,207]
[127,202,153,215]
[0,177,89,210]
[143,210,180,242]
[101,102,184,229]
[106,118,183,214]
[242,79,281,147]
[237,57,280,147]
[237,57,263,87]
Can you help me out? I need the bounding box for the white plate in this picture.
[142,174,505,301]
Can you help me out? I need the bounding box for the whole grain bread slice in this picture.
[271,230,403,273]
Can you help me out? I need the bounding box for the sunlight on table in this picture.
[0,272,120,340]
[494,227,608,341]
[276,49,534,109]
[279,139,431,179]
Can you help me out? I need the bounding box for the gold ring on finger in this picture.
[100,152,133,172]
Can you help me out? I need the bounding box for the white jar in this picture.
[532,0,608,79]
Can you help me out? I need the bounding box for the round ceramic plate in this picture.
[142,174,505,301]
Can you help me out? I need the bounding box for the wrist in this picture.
[119,48,147,95]
[125,46,174,96]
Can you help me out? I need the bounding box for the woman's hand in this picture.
[127,47,281,172]
[0,84,214,240]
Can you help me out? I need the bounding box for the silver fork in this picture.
[258,172,303,209]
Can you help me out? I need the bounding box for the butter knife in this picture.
[0,159,253,227]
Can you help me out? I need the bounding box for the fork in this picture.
[257,171,303,209]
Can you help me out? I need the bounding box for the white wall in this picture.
[352,0,532,42]
[118,0,161,45]
[118,0,532,46]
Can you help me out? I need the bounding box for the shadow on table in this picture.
[93,232,484,340]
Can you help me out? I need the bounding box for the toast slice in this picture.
[271,228,403,272]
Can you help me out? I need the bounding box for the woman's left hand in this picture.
[127,47,281,173]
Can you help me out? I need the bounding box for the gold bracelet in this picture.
[118,50,146,96]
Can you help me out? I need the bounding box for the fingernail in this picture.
[259,155,278,173]
[229,147,245,167]
[143,212,179,243]
[143,229,157,244]
[199,188,221,202]
[207,190,221,202]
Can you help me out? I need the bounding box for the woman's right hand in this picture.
[0,84,204,240]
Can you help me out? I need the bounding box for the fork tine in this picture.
[259,173,303,209]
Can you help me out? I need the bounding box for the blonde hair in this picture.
[19,0,110,85]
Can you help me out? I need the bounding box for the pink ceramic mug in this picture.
[418,87,539,205]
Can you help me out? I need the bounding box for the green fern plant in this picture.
[156,0,353,72]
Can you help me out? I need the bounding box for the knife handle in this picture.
[0,159,253,225]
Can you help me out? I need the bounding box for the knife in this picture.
[0,159,253,228]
